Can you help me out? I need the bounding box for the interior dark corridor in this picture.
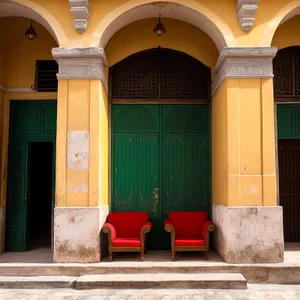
[278,139,300,242]
[28,142,53,249]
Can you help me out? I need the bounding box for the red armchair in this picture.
[164,211,215,260]
[102,212,152,261]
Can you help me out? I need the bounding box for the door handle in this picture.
[152,188,159,212]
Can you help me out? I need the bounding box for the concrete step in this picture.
[76,273,247,290]
[0,264,299,284]
[0,276,77,289]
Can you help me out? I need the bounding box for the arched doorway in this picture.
[110,48,211,249]
[0,1,63,253]
[274,46,300,242]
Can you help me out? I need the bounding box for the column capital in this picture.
[52,47,108,92]
[212,47,277,96]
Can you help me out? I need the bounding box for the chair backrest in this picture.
[168,211,208,236]
[107,212,150,237]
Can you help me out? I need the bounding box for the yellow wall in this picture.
[212,81,228,206]
[0,0,297,211]
[212,78,277,206]
[0,17,57,89]
[56,79,108,207]
[105,18,219,70]
[272,15,300,49]
[4,0,300,48]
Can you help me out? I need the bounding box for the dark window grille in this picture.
[32,60,58,92]
[273,46,300,101]
[110,48,211,100]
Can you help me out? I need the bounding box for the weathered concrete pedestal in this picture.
[53,206,109,263]
[213,205,284,263]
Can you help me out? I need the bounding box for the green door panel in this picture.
[112,104,211,249]
[10,102,40,135]
[162,132,185,215]
[137,133,160,249]
[186,133,209,211]
[277,105,299,138]
[112,133,137,212]
[6,100,57,252]
[41,103,57,134]
[6,143,28,251]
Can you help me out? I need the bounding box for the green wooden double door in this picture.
[112,104,211,249]
[6,100,57,252]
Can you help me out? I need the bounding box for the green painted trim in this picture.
[277,104,300,139]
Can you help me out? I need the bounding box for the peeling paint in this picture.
[243,184,258,194]
[68,130,89,170]
[67,184,88,192]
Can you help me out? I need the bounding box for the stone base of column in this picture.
[212,205,284,263]
[0,208,5,254]
[53,206,109,263]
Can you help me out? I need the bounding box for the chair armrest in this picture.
[164,220,175,233]
[201,221,216,240]
[102,223,117,241]
[141,222,152,235]
[140,222,152,247]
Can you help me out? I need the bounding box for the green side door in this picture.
[6,100,57,252]
[112,104,210,249]
[6,142,28,251]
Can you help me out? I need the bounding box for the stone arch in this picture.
[0,0,68,45]
[94,0,236,52]
[263,0,300,47]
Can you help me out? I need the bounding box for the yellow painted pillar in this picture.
[52,48,109,263]
[211,48,284,263]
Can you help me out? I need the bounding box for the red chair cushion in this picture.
[112,237,141,247]
[175,236,205,246]
[168,212,208,236]
[107,212,150,237]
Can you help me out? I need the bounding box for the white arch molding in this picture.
[0,0,67,46]
[263,0,300,46]
[93,0,237,52]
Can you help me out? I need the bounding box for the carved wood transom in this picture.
[110,48,211,101]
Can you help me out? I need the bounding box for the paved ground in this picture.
[0,285,299,300]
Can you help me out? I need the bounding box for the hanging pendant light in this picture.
[25,20,37,40]
[153,14,166,36]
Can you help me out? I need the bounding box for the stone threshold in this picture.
[0,262,299,284]
[0,273,247,290]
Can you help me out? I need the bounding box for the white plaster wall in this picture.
[213,205,284,263]
[53,206,109,263]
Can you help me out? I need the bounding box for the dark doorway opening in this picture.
[27,142,54,249]
[278,139,300,242]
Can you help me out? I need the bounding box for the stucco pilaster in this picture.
[53,48,109,262]
[212,47,278,208]
[54,206,109,262]
[52,47,108,93]
[213,205,284,263]
[212,47,277,96]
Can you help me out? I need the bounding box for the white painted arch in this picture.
[93,0,237,52]
[0,0,68,46]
